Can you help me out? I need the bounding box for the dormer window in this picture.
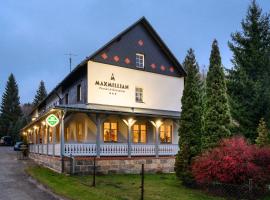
[136,53,144,69]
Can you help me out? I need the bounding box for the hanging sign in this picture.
[46,114,59,127]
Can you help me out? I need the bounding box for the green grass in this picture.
[26,166,225,200]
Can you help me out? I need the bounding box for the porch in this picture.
[25,109,180,158]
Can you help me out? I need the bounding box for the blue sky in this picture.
[1,0,270,104]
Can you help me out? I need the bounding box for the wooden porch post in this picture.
[150,120,163,158]
[96,114,101,158]
[41,125,44,154]
[33,129,37,153]
[53,126,56,156]
[60,110,66,173]
[46,126,49,155]
[123,118,136,158]
[155,126,159,158]
[37,127,40,154]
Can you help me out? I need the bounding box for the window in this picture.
[135,87,143,103]
[103,122,118,142]
[136,53,144,68]
[65,93,69,104]
[133,124,147,143]
[77,84,81,102]
[160,125,172,143]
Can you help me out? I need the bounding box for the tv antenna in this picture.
[65,53,77,72]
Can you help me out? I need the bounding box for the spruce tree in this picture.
[227,0,270,141]
[202,40,231,150]
[256,118,270,147]
[33,80,47,106]
[175,49,202,186]
[0,74,22,139]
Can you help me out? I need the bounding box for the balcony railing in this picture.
[29,143,179,157]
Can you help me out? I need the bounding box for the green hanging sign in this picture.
[46,114,59,127]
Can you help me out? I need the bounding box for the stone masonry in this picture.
[29,153,176,174]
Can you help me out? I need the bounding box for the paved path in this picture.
[0,146,56,200]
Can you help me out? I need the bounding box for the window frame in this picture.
[103,122,118,143]
[135,53,144,69]
[77,84,82,102]
[132,123,147,143]
[135,87,143,103]
[160,124,172,144]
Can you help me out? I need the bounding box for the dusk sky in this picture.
[1,0,270,104]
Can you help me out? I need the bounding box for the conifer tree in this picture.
[256,118,270,147]
[202,40,231,150]
[175,49,202,186]
[227,0,270,141]
[33,80,47,106]
[0,74,22,139]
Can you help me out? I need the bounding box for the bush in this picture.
[192,136,270,188]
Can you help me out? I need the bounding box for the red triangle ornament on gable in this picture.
[114,56,120,62]
[125,58,131,64]
[138,39,144,46]
[101,53,108,60]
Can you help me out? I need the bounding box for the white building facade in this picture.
[23,17,186,174]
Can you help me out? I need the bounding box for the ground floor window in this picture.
[160,125,172,143]
[133,124,147,143]
[103,122,118,142]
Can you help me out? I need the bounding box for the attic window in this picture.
[136,53,144,69]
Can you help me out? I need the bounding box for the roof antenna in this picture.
[65,53,77,72]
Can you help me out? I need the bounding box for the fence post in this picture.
[69,154,73,175]
[92,157,96,187]
[140,164,144,200]
[249,179,253,198]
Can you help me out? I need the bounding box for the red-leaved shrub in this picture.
[192,136,270,187]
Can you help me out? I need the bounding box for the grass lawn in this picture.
[26,166,224,200]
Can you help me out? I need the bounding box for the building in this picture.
[22,17,186,174]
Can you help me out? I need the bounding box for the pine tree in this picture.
[227,0,270,141]
[175,49,202,186]
[256,118,270,147]
[202,40,231,150]
[33,80,47,106]
[0,74,22,139]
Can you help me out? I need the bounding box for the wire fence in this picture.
[199,181,270,200]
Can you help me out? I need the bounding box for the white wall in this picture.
[87,61,184,112]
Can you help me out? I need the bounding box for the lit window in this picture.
[133,124,147,143]
[135,87,143,103]
[136,53,144,68]
[103,122,118,142]
[77,84,81,102]
[160,125,172,143]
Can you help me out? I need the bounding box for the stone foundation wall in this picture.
[29,153,63,173]
[29,153,176,174]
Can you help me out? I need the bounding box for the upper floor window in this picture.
[160,125,172,143]
[136,53,144,69]
[65,93,69,104]
[135,87,143,103]
[77,84,81,102]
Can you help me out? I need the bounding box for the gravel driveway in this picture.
[0,146,56,200]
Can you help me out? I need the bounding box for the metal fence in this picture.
[200,181,270,200]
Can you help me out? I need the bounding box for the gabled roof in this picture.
[30,17,186,115]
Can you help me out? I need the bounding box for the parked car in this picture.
[14,142,24,151]
[0,136,12,146]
